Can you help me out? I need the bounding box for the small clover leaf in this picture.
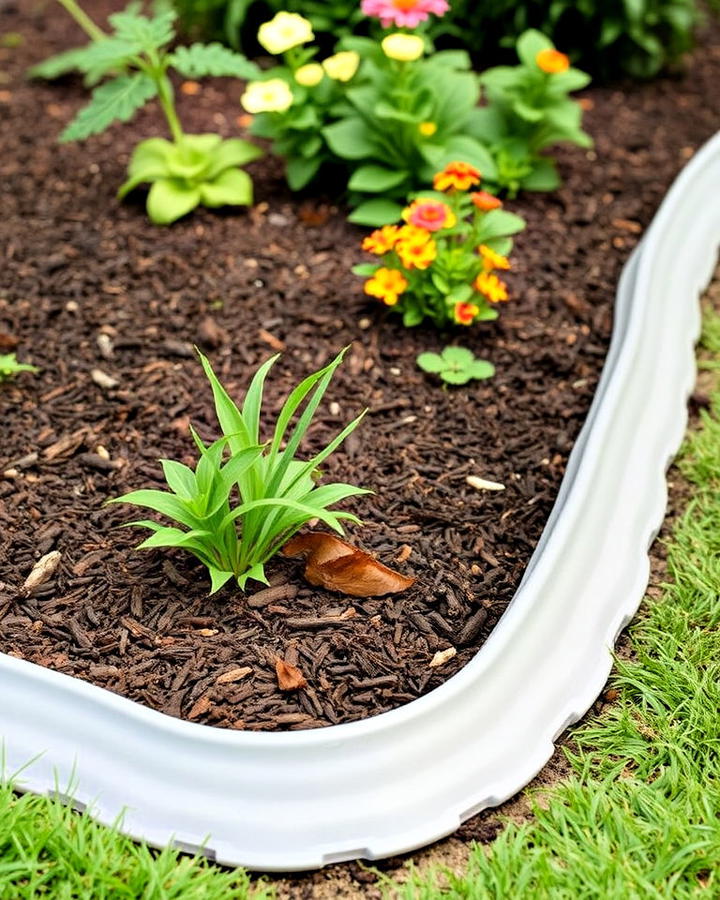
[417,346,495,385]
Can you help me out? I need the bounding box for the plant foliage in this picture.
[111,349,369,593]
[0,354,38,382]
[417,346,495,384]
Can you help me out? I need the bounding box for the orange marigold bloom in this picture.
[536,48,570,74]
[364,267,408,306]
[479,244,511,272]
[453,302,479,325]
[362,225,400,255]
[396,235,437,270]
[402,199,456,232]
[475,271,509,303]
[433,161,481,192]
[471,190,502,211]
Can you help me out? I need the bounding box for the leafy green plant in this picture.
[353,164,525,328]
[30,1,262,224]
[0,354,38,382]
[477,29,592,196]
[110,348,369,593]
[417,346,495,384]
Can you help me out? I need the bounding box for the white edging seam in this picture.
[2,132,720,872]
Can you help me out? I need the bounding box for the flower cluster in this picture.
[354,162,526,328]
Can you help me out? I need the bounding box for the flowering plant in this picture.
[477,29,592,195]
[352,162,526,328]
[242,11,362,189]
[31,1,262,224]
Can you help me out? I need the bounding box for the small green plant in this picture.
[0,354,38,381]
[353,162,525,328]
[417,346,495,384]
[30,1,262,224]
[478,29,592,196]
[110,348,369,593]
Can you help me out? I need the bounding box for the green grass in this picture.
[2,316,719,900]
[0,781,268,899]
[394,314,720,897]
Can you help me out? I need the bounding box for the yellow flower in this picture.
[479,244,511,272]
[474,272,509,303]
[240,79,294,114]
[322,51,360,82]
[396,234,437,270]
[433,161,481,192]
[381,33,425,62]
[294,63,324,87]
[418,121,437,137]
[364,267,408,306]
[536,48,570,74]
[258,12,314,55]
[362,225,400,255]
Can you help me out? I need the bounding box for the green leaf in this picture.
[469,360,495,380]
[476,209,527,241]
[206,138,262,179]
[241,354,278,445]
[60,73,157,142]
[441,370,473,385]
[169,43,259,79]
[197,350,253,455]
[347,199,404,227]
[521,159,561,192]
[208,567,235,594]
[200,168,253,207]
[118,137,175,198]
[109,489,200,528]
[348,165,408,193]
[28,46,95,80]
[352,263,381,277]
[442,346,475,367]
[108,9,176,53]
[160,459,196,500]
[323,118,378,160]
[416,352,445,374]
[135,527,212,551]
[286,155,322,191]
[236,562,268,591]
[146,179,202,225]
[421,136,498,182]
[516,29,554,69]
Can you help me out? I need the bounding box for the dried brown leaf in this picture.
[22,551,62,595]
[282,532,415,598]
[275,659,307,691]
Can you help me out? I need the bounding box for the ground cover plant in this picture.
[31,1,262,223]
[112,349,368,592]
[0,354,38,382]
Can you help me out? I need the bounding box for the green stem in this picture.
[156,73,184,143]
[56,0,105,42]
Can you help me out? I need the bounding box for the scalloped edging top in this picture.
[2,132,720,871]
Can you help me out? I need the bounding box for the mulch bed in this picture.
[1,1,719,733]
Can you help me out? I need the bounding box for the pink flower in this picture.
[361,0,449,29]
[402,199,456,232]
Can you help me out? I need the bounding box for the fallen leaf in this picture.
[282,532,415,597]
[275,659,307,691]
[0,332,19,352]
[429,647,457,668]
[297,201,331,227]
[22,551,62,595]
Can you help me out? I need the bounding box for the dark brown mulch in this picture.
[1,1,719,733]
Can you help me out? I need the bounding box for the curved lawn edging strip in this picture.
[2,132,720,872]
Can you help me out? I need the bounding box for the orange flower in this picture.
[453,302,479,325]
[364,267,408,306]
[433,161,481,192]
[479,244,511,272]
[396,234,437,270]
[362,225,400,255]
[536,48,570,74]
[402,199,456,232]
[474,272,509,303]
[471,191,502,211]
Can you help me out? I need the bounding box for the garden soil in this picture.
[0,2,719,880]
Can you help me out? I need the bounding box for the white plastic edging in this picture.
[2,132,720,872]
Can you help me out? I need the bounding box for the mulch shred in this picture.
[1,1,720,732]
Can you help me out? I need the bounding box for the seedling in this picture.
[110,348,370,593]
[0,354,38,382]
[30,1,262,224]
[417,346,495,385]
